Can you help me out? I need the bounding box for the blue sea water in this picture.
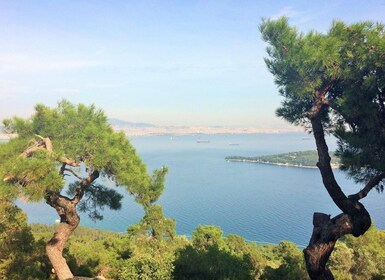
[18,133,385,246]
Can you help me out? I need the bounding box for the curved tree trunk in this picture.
[46,170,99,280]
[304,211,370,279]
[46,193,79,280]
[304,117,372,279]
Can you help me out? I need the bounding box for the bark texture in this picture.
[46,193,79,280]
[303,117,372,280]
[46,170,100,280]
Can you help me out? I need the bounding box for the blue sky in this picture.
[1,1,384,128]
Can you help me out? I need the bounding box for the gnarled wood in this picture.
[304,116,372,279]
[46,193,79,280]
[45,170,100,280]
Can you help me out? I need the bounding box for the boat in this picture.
[197,140,210,143]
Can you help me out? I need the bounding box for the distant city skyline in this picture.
[1,1,384,129]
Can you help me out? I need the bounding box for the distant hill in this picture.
[108,118,156,128]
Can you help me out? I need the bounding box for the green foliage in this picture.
[118,244,175,280]
[31,224,130,279]
[1,100,150,204]
[10,221,382,280]
[174,226,267,280]
[260,17,336,127]
[331,22,385,183]
[328,242,354,280]
[0,139,63,201]
[260,17,385,186]
[127,205,176,240]
[261,241,308,280]
[0,201,52,279]
[130,166,168,208]
[67,181,124,221]
[192,225,225,250]
[224,234,267,279]
[340,225,385,279]
[1,100,172,279]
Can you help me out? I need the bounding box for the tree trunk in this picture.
[304,117,372,279]
[304,210,371,279]
[46,193,80,280]
[45,170,99,280]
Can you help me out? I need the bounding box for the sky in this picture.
[1,0,385,129]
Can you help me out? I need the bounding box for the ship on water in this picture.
[197,139,210,143]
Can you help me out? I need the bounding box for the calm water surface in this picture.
[18,133,385,246]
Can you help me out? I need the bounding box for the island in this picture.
[226,150,341,169]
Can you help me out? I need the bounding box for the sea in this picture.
[17,133,385,247]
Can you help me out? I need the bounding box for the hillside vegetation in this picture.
[26,223,385,279]
[226,151,341,168]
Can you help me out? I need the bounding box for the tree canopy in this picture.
[260,17,385,279]
[0,100,167,280]
[260,17,385,185]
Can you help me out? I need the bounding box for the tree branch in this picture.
[311,117,351,213]
[349,172,385,201]
[20,135,80,168]
[60,157,79,167]
[35,135,53,153]
[63,168,83,180]
[307,82,334,118]
[72,170,100,205]
[46,192,72,209]
[20,135,53,158]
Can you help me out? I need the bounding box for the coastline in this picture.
[226,158,341,169]
[1,126,302,138]
[111,126,302,137]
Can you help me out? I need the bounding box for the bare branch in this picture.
[20,141,43,158]
[63,168,83,180]
[35,135,53,153]
[19,135,53,158]
[3,175,14,182]
[60,157,79,167]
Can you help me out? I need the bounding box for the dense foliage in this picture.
[0,100,167,279]
[260,17,385,186]
[2,214,384,279]
[260,17,385,279]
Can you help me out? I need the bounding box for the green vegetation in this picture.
[2,218,384,279]
[260,17,385,278]
[2,20,385,277]
[0,100,167,279]
[226,150,340,168]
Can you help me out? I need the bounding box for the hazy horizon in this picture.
[1,1,384,129]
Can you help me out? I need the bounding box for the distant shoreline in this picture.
[1,125,302,138]
[226,158,319,169]
[226,158,340,169]
[226,151,341,169]
[110,126,303,137]
[1,130,306,141]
